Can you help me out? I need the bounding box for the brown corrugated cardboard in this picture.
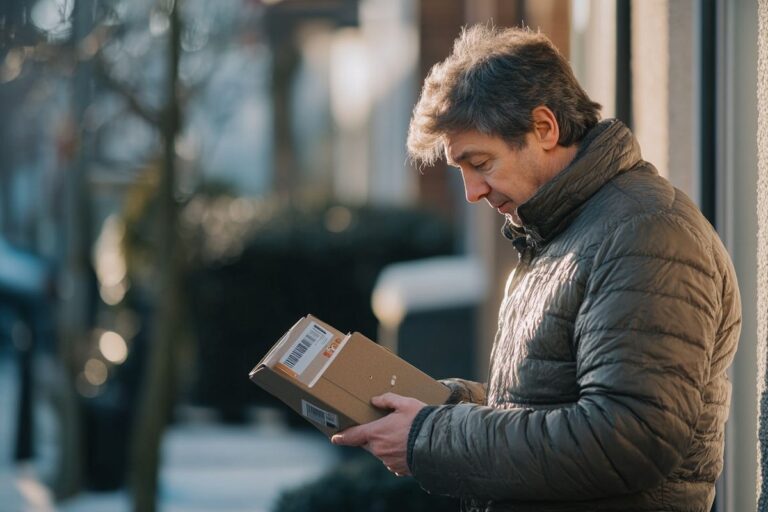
[249,315,450,436]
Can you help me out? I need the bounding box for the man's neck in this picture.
[542,144,579,183]
[539,144,579,186]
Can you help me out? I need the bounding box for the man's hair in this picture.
[407,24,602,166]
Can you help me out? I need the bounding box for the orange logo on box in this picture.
[323,338,341,358]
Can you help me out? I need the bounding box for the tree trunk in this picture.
[129,2,183,511]
[53,0,99,499]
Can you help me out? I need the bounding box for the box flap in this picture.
[322,332,450,406]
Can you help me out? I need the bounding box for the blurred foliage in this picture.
[176,192,454,420]
[273,454,459,512]
[116,173,455,422]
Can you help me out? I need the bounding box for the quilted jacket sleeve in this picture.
[409,212,721,501]
[439,378,488,405]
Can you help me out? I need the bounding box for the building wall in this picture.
[631,0,669,178]
[330,0,420,206]
[721,0,759,510]
[758,0,768,506]
[364,0,419,205]
[570,0,616,119]
[632,0,699,203]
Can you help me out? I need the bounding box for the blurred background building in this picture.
[0,0,762,511]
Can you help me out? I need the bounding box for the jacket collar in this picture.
[502,119,644,249]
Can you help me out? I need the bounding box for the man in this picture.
[332,25,741,512]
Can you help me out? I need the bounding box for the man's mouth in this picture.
[494,201,510,213]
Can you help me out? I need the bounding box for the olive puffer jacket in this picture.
[407,120,741,512]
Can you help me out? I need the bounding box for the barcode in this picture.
[284,324,328,369]
[301,400,339,429]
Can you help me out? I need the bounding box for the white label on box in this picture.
[301,399,339,429]
[280,322,333,376]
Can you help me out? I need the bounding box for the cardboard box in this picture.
[249,315,450,436]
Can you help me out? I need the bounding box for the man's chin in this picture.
[506,211,523,227]
[493,201,522,226]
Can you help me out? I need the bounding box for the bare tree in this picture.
[3,1,263,508]
[126,0,184,509]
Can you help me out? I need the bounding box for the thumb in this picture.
[331,425,368,447]
[371,392,405,411]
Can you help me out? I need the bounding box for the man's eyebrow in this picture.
[448,150,490,166]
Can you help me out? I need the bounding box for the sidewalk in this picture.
[59,416,339,512]
[1,354,340,512]
[2,415,339,512]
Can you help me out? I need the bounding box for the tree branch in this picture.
[95,55,161,127]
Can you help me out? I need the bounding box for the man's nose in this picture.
[461,169,490,203]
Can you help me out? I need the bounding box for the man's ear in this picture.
[531,106,560,151]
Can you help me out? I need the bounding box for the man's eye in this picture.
[473,161,490,171]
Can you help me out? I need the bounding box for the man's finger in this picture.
[371,392,406,410]
[331,425,369,446]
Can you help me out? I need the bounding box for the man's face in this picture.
[445,130,550,226]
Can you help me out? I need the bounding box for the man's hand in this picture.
[331,392,426,477]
